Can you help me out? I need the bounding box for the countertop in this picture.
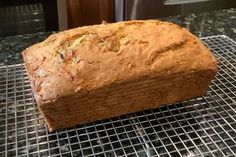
[0,8,235,66]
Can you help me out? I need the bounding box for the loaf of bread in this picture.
[22,20,217,132]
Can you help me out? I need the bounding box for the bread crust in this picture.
[22,20,217,131]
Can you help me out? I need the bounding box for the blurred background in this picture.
[0,0,235,65]
[0,0,236,37]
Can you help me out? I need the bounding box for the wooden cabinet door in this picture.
[66,0,114,28]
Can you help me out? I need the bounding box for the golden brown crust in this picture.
[22,20,217,131]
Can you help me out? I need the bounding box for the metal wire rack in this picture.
[0,35,236,157]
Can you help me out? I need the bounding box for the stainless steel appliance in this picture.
[0,0,58,37]
[115,0,236,21]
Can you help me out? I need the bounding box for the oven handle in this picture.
[163,0,211,5]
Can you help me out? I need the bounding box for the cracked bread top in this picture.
[22,20,217,104]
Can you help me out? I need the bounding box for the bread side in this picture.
[22,20,217,131]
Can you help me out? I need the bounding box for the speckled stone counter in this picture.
[0,32,53,66]
[0,8,235,66]
[161,8,236,39]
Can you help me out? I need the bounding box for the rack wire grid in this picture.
[0,35,235,157]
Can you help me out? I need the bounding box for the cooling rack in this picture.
[0,35,235,157]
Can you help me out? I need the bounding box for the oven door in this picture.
[115,0,236,21]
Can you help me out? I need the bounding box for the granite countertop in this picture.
[0,8,235,66]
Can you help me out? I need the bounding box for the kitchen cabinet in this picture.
[65,0,114,28]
